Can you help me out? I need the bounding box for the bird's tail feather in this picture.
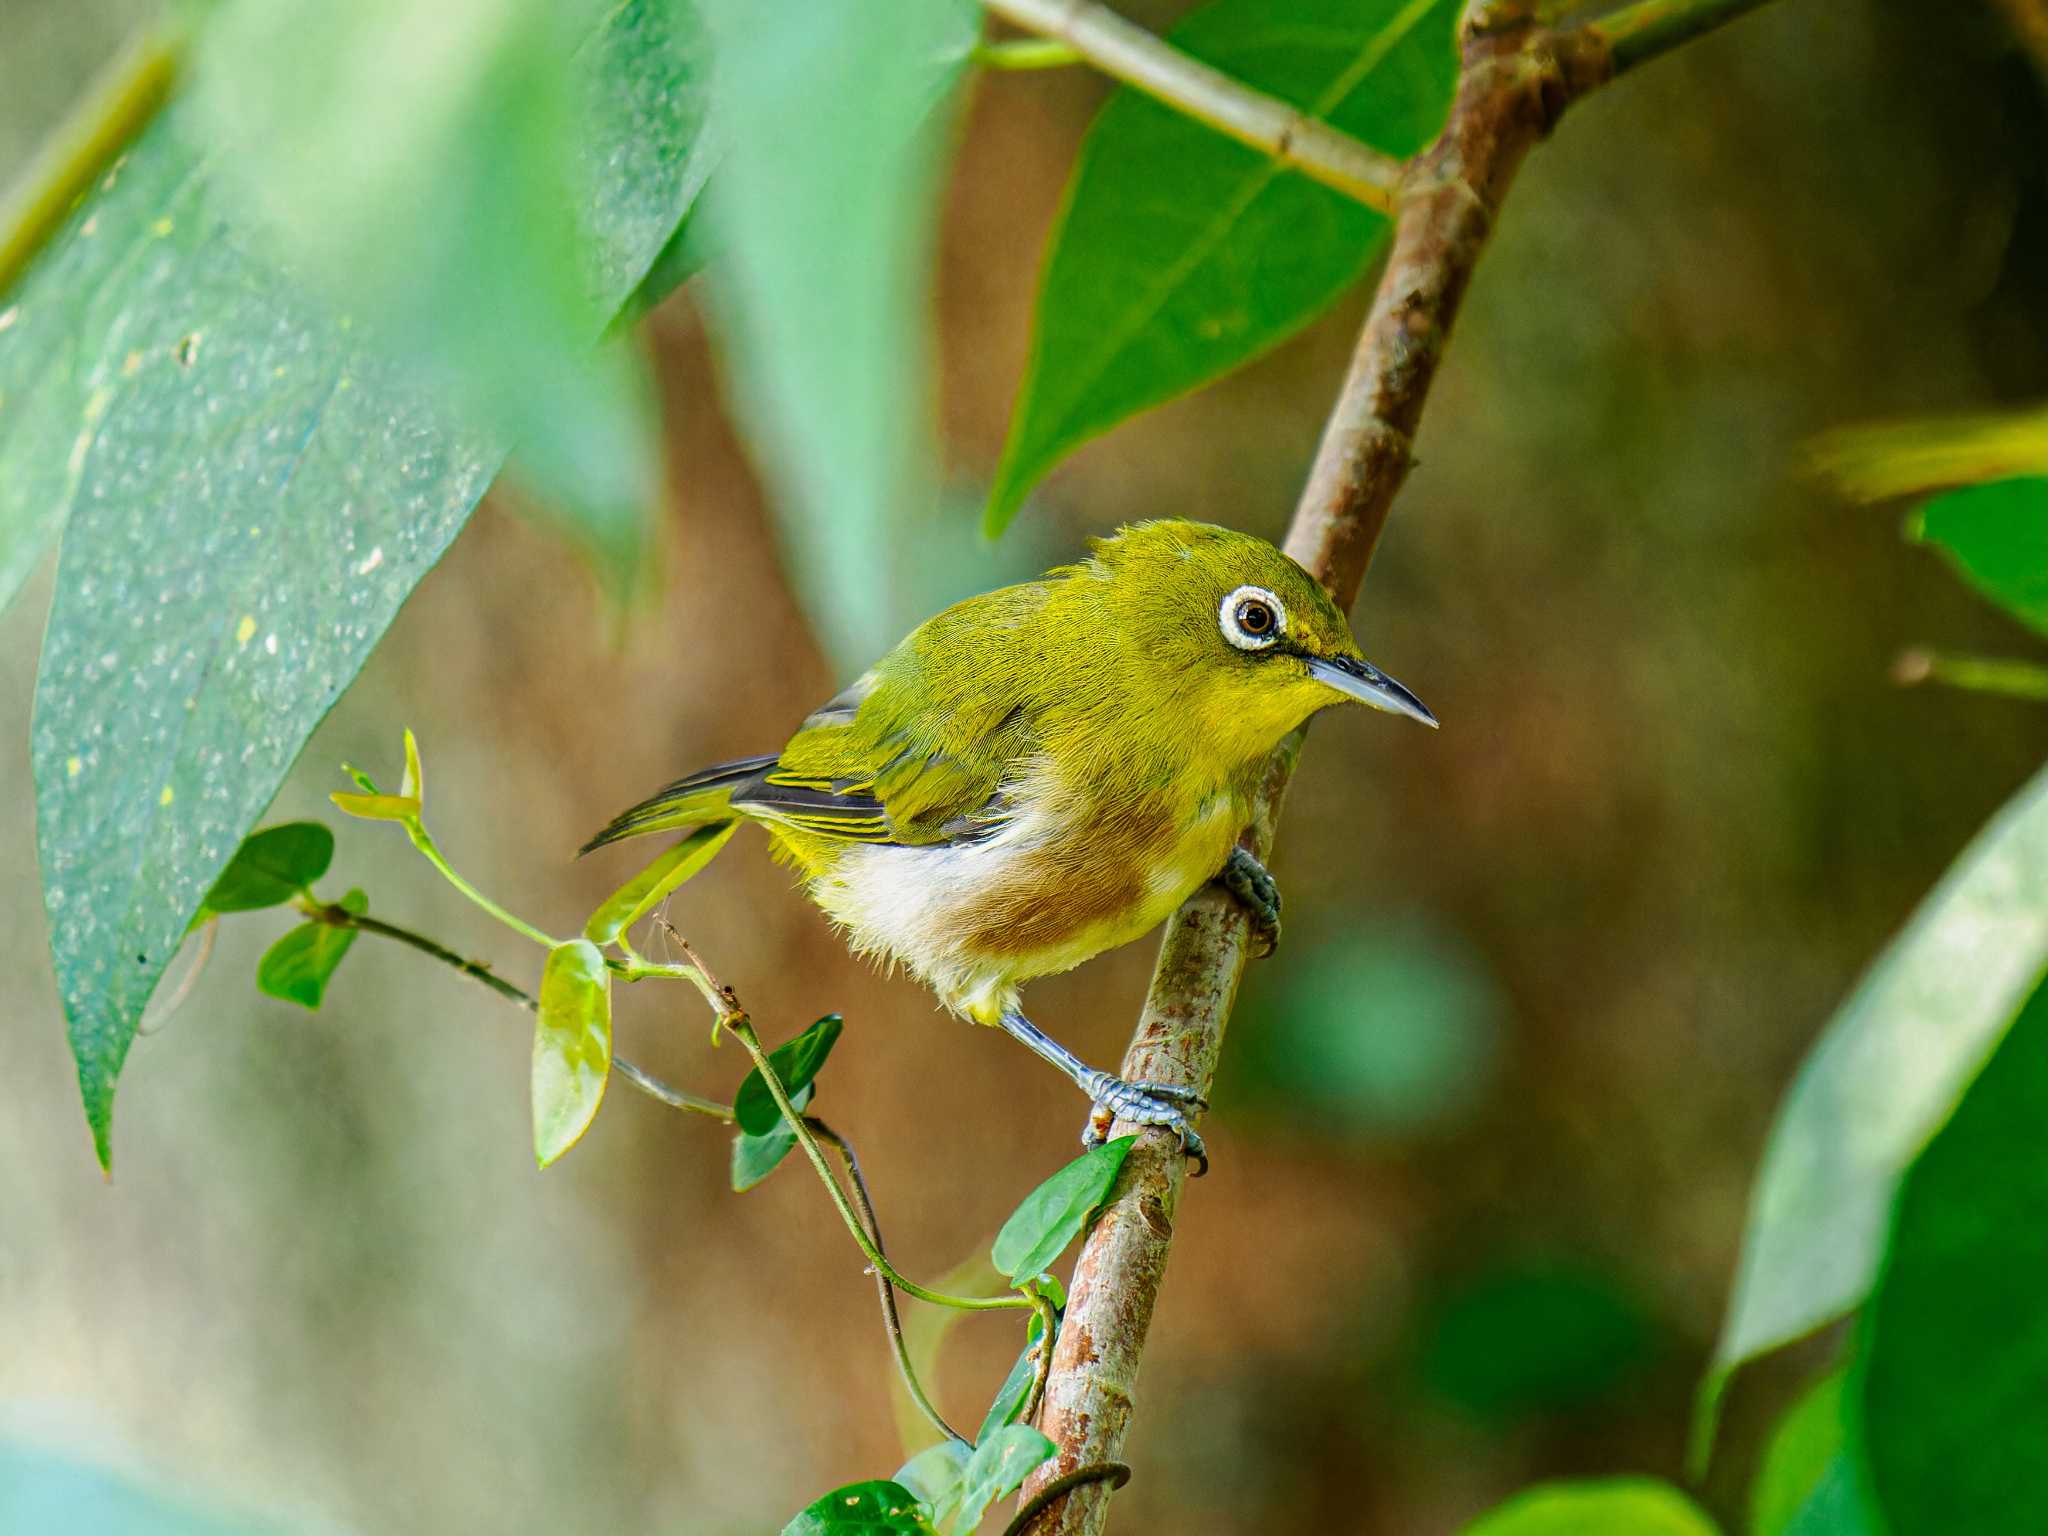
[578,755,775,854]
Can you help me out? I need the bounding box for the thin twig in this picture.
[1588,0,1777,72]
[979,0,1404,214]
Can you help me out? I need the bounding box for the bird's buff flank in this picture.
[583,519,1434,1167]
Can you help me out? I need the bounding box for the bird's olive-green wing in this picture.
[736,580,1053,847]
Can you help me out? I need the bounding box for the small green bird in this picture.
[583,520,1434,1164]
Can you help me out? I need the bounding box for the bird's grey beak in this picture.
[1306,655,1438,728]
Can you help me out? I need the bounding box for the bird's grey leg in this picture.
[998,1009,1209,1175]
[1216,846,1282,957]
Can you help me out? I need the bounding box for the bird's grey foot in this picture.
[1217,846,1281,957]
[998,1008,1211,1174]
[1079,1072,1209,1176]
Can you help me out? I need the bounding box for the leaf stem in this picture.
[1587,0,1777,72]
[977,0,1403,215]
[975,37,1084,70]
[1894,649,2048,704]
[0,28,179,304]
[402,823,558,950]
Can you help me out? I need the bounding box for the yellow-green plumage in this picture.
[584,520,1432,1139]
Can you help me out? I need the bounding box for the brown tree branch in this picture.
[1012,0,1777,1526]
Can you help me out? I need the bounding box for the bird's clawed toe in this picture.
[1081,1072,1210,1175]
[1217,847,1282,958]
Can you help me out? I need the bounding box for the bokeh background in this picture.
[5,1,2047,1531]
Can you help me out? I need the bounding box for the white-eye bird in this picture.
[583,520,1435,1165]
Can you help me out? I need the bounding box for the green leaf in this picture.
[892,1442,969,1519]
[17,0,705,1169]
[188,0,716,596]
[734,1014,845,1135]
[1912,477,2048,637]
[990,1136,1135,1283]
[983,0,1458,535]
[1856,970,2048,1536]
[779,1480,938,1536]
[1749,1372,1846,1536]
[693,0,975,663]
[730,1083,813,1192]
[1459,1479,1721,1536]
[532,938,613,1168]
[1419,1260,1653,1425]
[1779,1460,1876,1536]
[1709,761,2048,1391]
[977,1310,1049,1444]
[255,889,365,1011]
[948,1425,1055,1535]
[583,820,738,946]
[196,822,334,915]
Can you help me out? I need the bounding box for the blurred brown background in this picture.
[5,1,2047,1531]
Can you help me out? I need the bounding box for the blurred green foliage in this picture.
[1913,477,2048,637]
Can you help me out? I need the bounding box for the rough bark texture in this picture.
[1014,6,1612,1531]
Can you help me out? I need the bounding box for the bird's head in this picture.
[1079,520,1436,759]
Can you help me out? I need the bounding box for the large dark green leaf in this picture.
[188,0,713,591]
[1912,477,2048,637]
[16,0,706,1168]
[984,0,1458,535]
[779,1481,938,1536]
[734,1014,844,1135]
[1856,972,2048,1535]
[1709,761,2048,1393]
[990,1136,1135,1282]
[693,0,975,663]
[1459,1479,1720,1536]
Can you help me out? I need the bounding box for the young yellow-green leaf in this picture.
[990,1136,1136,1283]
[1750,1371,1846,1536]
[983,0,1458,536]
[1807,407,2048,505]
[1856,972,2048,1536]
[532,939,613,1168]
[256,889,366,1010]
[946,1425,1055,1536]
[15,0,707,1172]
[198,822,335,914]
[730,1083,813,1192]
[584,820,738,946]
[1911,477,2048,637]
[693,0,976,663]
[734,1014,844,1135]
[1460,1479,1721,1536]
[329,792,422,825]
[1709,760,2048,1401]
[779,1480,938,1536]
[399,728,425,804]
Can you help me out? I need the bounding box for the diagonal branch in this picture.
[1013,0,1778,1526]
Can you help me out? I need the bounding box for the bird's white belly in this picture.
[806,790,1240,1023]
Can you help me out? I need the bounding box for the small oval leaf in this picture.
[256,888,366,1010]
[779,1479,937,1536]
[731,1084,813,1192]
[533,938,613,1168]
[734,1014,844,1135]
[584,820,738,946]
[329,791,421,824]
[199,822,335,914]
[951,1425,1055,1535]
[990,1136,1136,1283]
[977,1309,1049,1444]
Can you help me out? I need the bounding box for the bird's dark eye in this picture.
[1219,584,1287,651]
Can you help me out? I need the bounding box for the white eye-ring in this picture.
[1220,585,1287,651]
